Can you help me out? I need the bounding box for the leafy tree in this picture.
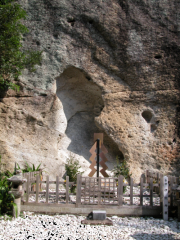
[0,0,42,91]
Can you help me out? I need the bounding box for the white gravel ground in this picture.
[0,212,180,240]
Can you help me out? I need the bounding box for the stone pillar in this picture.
[163,176,168,221]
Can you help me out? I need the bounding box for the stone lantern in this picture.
[7,170,27,218]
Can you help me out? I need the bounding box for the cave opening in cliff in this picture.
[56,66,124,173]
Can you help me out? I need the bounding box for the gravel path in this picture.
[0,212,180,240]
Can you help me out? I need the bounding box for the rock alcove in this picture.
[56,67,124,174]
[142,110,153,123]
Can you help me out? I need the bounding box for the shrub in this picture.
[65,155,84,193]
[0,156,17,216]
[111,156,132,193]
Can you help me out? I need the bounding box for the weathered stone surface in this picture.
[0,0,180,181]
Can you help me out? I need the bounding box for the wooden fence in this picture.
[21,173,177,207]
[76,175,163,207]
[144,170,179,207]
[21,172,179,217]
[22,175,74,204]
[22,171,42,191]
[22,170,42,180]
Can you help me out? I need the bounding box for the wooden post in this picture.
[146,170,149,184]
[36,175,39,203]
[97,139,100,178]
[46,176,49,203]
[160,174,163,208]
[150,178,153,206]
[141,174,145,183]
[98,177,101,205]
[76,174,82,207]
[56,176,59,203]
[140,177,143,206]
[172,176,176,206]
[22,173,27,192]
[168,176,173,208]
[130,177,133,205]
[26,175,30,203]
[66,176,69,204]
[118,175,124,206]
[156,173,160,194]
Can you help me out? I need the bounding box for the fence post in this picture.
[141,173,145,183]
[168,176,173,208]
[66,176,69,204]
[156,173,160,194]
[118,175,124,206]
[163,176,168,221]
[76,174,82,207]
[146,170,149,184]
[130,177,133,205]
[56,176,59,203]
[36,175,39,203]
[150,178,153,206]
[26,175,30,203]
[140,177,143,206]
[172,176,176,206]
[160,174,164,209]
[46,176,49,203]
[22,173,26,192]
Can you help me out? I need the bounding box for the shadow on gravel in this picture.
[115,218,180,240]
[130,233,176,240]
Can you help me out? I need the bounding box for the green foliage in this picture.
[65,156,84,193]
[0,156,15,216]
[111,156,132,193]
[112,156,132,179]
[16,162,41,173]
[0,0,42,91]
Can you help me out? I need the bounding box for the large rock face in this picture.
[0,0,180,181]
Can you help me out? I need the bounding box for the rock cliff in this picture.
[0,0,180,181]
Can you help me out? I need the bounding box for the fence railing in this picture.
[21,173,178,208]
[22,175,75,205]
[22,170,42,181]
[21,172,180,219]
[144,170,179,207]
[22,171,42,191]
[76,175,162,207]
